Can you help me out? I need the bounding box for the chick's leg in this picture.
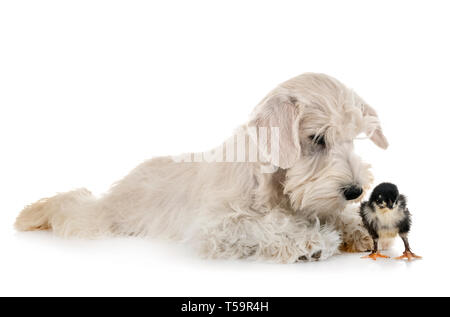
[394,233,421,261]
[362,237,390,260]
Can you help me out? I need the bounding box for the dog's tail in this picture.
[14,188,108,238]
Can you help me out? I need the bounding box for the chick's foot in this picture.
[361,252,390,261]
[394,251,422,261]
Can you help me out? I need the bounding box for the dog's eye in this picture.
[309,135,326,146]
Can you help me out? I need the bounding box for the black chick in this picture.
[359,182,421,261]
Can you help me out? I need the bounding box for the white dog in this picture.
[15,73,389,263]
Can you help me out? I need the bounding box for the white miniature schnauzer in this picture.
[15,73,389,263]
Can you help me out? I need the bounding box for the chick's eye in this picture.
[309,134,326,146]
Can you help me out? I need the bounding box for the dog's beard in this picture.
[285,177,346,218]
[283,146,373,218]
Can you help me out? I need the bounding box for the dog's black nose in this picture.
[343,185,363,200]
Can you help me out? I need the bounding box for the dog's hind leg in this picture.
[194,208,341,263]
[14,188,110,238]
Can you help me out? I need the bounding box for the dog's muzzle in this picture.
[342,185,363,200]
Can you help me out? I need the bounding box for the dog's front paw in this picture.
[297,250,323,262]
[340,227,373,253]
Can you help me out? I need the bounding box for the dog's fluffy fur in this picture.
[15,73,390,263]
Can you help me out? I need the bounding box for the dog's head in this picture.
[248,73,388,216]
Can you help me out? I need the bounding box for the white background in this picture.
[0,0,449,296]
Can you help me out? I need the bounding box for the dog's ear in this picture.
[248,95,301,169]
[362,103,389,149]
